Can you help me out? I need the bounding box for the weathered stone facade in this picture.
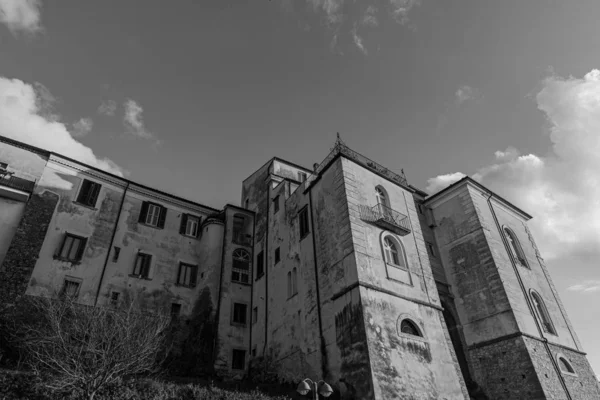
[1,135,598,399]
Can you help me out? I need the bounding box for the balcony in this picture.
[233,233,253,247]
[359,204,411,236]
[0,174,36,193]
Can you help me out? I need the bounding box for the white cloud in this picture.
[98,99,117,116]
[425,172,466,194]
[0,76,123,176]
[72,118,93,137]
[567,280,600,293]
[426,69,600,260]
[455,85,476,105]
[352,26,367,55]
[123,99,153,140]
[0,0,42,34]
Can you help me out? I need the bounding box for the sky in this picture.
[1,0,600,377]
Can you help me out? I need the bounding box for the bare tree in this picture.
[16,295,171,400]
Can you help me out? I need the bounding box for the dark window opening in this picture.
[171,303,182,319]
[256,251,264,279]
[112,246,120,262]
[177,262,198,287]
[299,206,310,238]
[400,319,422,337]
[275,247,280,264]
[232,349,246,370]
[110,291,120,307]
[60,278,81,299]
[273,195,280,213]
[426,242,436,258]
[132,253,152,279]
[232,303,247,325]
[57,233,87,263]
[531,291,556,335]
[76,179,101,207]
[503,227,528,267]
[232,249,250,284]
[252,307,258,324]
[558,357,575,374]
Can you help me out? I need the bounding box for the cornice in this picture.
[127,184,217,215]
[48,155,127,187]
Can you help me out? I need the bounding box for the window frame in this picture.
[76,179,102,208]
[396,315,426,340]
[60,277,82,300]
[177,262,198,288]
[399,319,423,337]
[131,252,152,279]
[110,291,120,307]
[299,206,310,239]
[273,195,280,213]
[139,201,167,229]
[426,241,436,258]
[503,226,529,268]
[231,302,248,326]
[381,233,411,286]
[252,306,258,325]
[180,214,201,238]
[231,248,251,284]
[530,290,557,335]
[231,348,246,371]
[56,232,87,263]
[255,251,264,280]
[556,354,577,376]
[274,247,281,264]
[112,246,121,262]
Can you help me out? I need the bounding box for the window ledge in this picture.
[398,332,428,342]
[232,280,251,286]
[181,233,199,240]
[52,256,82,265]
[386,262,409,271]
[138,222,161,230]
[175,283,197,289]
[231,322,247,328]
[129,274,152,280]
[73,201,98,211]
[560,370,578,377]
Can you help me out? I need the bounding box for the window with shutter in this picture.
[177,262,198,287]
[140,202,166,228]
[56,233,87,263]
[180,214,200,237]
[132,253,152,279]
[76,179,101,207]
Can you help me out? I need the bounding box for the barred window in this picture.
[232,249,250,284]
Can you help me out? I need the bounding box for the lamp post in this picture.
[296,378,334,399]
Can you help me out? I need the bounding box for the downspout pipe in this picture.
[263,184,271,355]
[94,182,129,306]
[212,211,228,370]
[248,210,256,376]
[486,193,572,400]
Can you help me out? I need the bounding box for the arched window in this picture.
[503,227,528,267]
[232,249,250,284]
[381,233,411,285]
[557,356,575,374]
[530,290,556,335]
[376,186,389,207]
[400,319,422,337]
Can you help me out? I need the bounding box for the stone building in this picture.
[0,134,598,399]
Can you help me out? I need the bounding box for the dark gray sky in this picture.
[1,0,600,376]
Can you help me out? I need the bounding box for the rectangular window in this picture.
[180,214,200,237]
[139,201,166,228]
[299,206,310,238]
[177,262,198,287]
[132,252,152,279]
[298,172,307,183]
[252,307,258,324]
[57,233,87,263]
[251,346,257,358]
[426,242,436,258]
[110,291,120,307]
[256,251,264,279]
[417,202,424,215]
[232,303,247,325]
[60,278,81,299]
[171,303,181,319]
[232,349,246,370]
[76,179,101,207]
[273,195,280,213]
[275,247,280,264]
[112,246,120,262]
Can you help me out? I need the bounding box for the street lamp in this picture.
[296,378,334,399]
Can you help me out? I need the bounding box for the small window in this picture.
[180,214,200,237]
[503,227,528,267]
[132,252,152,279]
[76,179,101,207]
[417,203,424,215]
[139,202,167,228]
[426,242,436,258]
[245,199,249,209]
[0,162,8,170]
[275,247,280,264]
[232,349,246,370]
[60,278,81,299]
[232,249,251,284]
[252,307,258,324]
[171,303,181,319]
[256,251,264,279]
[298,172,307,183]
[273,195,280,213]
[384,237,405,268]
[57,233,87,263]
[232,303,247,325]
[530,290,556,335]
[110,291,120,307]
[299,206,310,238]
[177,262,198,287]
[251,346,257,358]
[558,356,575,374]
[400,319,422,337]
[112,246,120,262]
[382,234,411,285]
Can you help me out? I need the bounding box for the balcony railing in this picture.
[0,175,36,193]
[359,204,411,236]
[233,233,253,246]
[305,133,408,189]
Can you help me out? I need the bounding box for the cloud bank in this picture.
[425,69,600,260]
[124,99,153,140]
[98,99,117,116]
[0,76,123,176]
[0,0,42,34]
[72,118,93,137]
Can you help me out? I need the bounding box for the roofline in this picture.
[241,156,312,186]
[408,184,429,197]
[225,203,256,215]
[0,135,221,213]
[424,176,533,220]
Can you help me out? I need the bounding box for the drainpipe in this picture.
[485,193,572,400]
[94,182,129,306]
[248,209,256,376]
[308,188,326,379]
[212,210,228,370]
[263,185,271,356]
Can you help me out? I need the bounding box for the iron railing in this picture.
[0,175,36,193]
[305,133,408,188]
[359,204,411,235]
